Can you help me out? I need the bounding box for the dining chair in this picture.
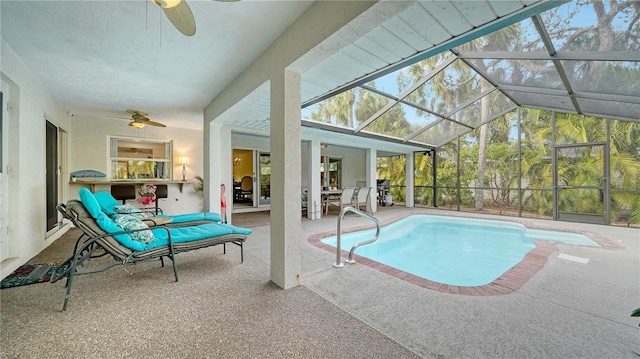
[325,187,357,215]
[154,184,168,215]
[355,186,373,214]
[240,176,253,202]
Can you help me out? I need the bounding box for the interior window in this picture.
[320,156,341,189]
[109,137,172,180]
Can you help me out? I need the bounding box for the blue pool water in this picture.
[322,215,598,286]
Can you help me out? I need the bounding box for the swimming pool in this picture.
[321,215,599,287]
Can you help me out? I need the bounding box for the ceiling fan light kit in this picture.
[151,0,181,9]
[151,0,196,37]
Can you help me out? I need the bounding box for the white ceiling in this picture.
[1,0,313,130]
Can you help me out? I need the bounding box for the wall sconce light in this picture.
[178,156,189,181]
[233,157,241,167]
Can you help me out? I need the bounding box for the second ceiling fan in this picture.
[124,110,166,128]
[150,0,239,37]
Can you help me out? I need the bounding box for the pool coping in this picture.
[307,213,623,296]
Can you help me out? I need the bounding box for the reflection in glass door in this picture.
[232,149,255,208]
[320,156,341,189]
[554,143,608,224]
[258,153,270,206]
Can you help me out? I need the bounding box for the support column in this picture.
[405,151,414,208]
[307,140,322,219]
[220,126,232,223]
[365,148,377,213]
[270,68,301,289]
[206,123,223,214]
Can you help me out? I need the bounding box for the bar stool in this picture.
[154,184,168,215]
[111,185,136,205]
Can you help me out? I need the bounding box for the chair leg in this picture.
[61,260,78,312]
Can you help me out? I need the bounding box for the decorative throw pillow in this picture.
[112,214,155,244]
[114,204,147,218]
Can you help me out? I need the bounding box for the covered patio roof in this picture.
[298,0,639,149]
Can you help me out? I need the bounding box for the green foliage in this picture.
[194,175,204,196]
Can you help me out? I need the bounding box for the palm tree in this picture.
[328,89,357,128]
[354,82,387,123]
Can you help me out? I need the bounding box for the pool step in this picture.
[557,253,589,264]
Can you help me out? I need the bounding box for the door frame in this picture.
[1,82,9,261]
[45,118,68,237]
[45,120,59,233]
[553,142,609,225]
[257,152,271,206]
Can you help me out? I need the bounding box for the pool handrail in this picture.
[333,206,381,268]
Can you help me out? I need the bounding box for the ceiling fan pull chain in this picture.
[145,0,148,32]
[159,10,163,50]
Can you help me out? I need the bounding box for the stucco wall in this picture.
[69,116,205,215]
[1,40,71,278]
[1,39,207,278]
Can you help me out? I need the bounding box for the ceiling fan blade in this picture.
[146,120,167,127]
[132,113,151,122]
[163,1,196,36]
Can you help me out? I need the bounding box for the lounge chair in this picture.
[52,188,252,311]
[92,191,223,226]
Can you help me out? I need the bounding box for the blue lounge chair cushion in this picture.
[79,188,147,251]
[78,189,250,252]
[93,191,121,215]
[79,187,103,218]
[148,223,252,250]
[91,190,222,223]
[155,212,222,223]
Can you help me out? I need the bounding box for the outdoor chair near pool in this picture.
[52,188,252,311]
[325,187,357,215]
[355,186,373,214]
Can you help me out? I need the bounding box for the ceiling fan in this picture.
[116,110,167,129]
[150,0,240,37]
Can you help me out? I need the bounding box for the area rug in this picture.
[1,264,57,289]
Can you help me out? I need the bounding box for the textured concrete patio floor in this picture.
[246,207,640,358]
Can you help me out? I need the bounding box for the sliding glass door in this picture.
[232,149,270,208]
[258,153,271,206]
